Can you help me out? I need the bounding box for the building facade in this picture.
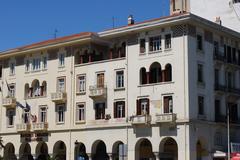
[0,13,240,160]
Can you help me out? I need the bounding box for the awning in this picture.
[213,150,226,158]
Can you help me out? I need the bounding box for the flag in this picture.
[16,101,25,109]
[25,102,31,111]
[5,79,10,92]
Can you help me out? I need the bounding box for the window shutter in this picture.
[136,99,140,115]
[146,98,150,114]
[164,97,169,113]
[114,102,117,118]
[122,101,125,117]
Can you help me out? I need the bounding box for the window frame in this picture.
[198,96,205,116]
[196,34,203,52]
[8,83,16,98]
[77,74,86,94]
[9,60,16,76]
[7,109,15,128]
[76,102,86,123]
[95,102,106,120]
[114,101,125,118]
[58,52,66,67]
[39,106,47,123]
[164,34,172,50]
[56,104,65,124]
[163,95,173,114]
[57,77,66,92]
[116,70,124,89]
[149,35,162,52]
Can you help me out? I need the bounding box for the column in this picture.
[79,55,83,64]
[88,54,92,63]
[153,152,160,160]
[109,50,113,59]
[108,153,113,160]
[147,72,150,84]
[87,153,92,160]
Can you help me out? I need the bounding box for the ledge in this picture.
[75,57,126,67]
[138,81,174,87]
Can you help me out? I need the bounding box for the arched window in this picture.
[41,81,47,97]
[149,62,161,83]
[140,67,147,85]
[32,80,40,97]
[164,64,172,82]
[24,83,30,99]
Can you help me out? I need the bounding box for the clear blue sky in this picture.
[0,0,169,51]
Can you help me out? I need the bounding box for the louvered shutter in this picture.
[136,99,141,115]
[114,102,117,118]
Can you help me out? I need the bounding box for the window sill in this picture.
[56,122,65,125]
[9,74,15,76]
[31,70,41,73]
[148,50,162,54]
[58,65,65,69]
[76,91,86,95]
[139,52,146,56]
[42,68,48,71]
[7,125,14,128]
[75,120,86,124]
[164,48,172,52]
[138,81,174,87]
[26,95,47,100]
[114,87,125,91]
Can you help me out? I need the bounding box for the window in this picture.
[59,53,65,67]
[215,69,219,85]
[114,101,125,118]
[229,103,238,122]
[213,41,219,55]
[165,34,171,49]
[214,132,223,146]
[22,110,30,124]
[116,71,124,88]
[163,96,173,113]
[226,71,235,88]
[198,96,204,115]
[8,84,15,98]
[149,36,161,52]
[7,109,15,127]
[77,75,86,93]
[25,59,30,72]
[9,61,15,75]
[57,77,65,92]
[136,98,149,115]
[197,64,204,83]
[197,35,203,51]
[140,39,146,53]
[42,56,47,69]
[32,58,41,71]
[95,102,105,120]
[76,103,85,122]
[56,104,65,123]
[39,106,47,123]
[97,73,104,88]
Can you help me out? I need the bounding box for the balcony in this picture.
[89,85,107,99]
[32,122,48,132]
[131,114,151,125]
[227,87,240,95]
[214,84,226,93]
[213,53,225,62]
[51,92,67,103]
[16,123,31,133]
[155,113,177,123]
[2,97,16,108]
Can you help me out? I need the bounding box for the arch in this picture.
[75,142,88,160]
[32,79,40,97]
[35,141,49,160]
[92,140,109,160]
[149,62,162,83]
[112,141,124,160]
[19,142,33,160]
[41,81,47,96]
[140,67,147,85]
[53,141,66,160]
[135,138,154,160]
[164,64,172,82]
[159,137,178,160]
[4,143,17,160]
[25,83,30,99]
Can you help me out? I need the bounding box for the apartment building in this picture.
[0,12,240,160]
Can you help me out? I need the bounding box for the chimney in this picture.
[128,15,134,25]
[215,16,222,25]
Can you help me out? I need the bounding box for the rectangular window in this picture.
[97,73,104,88]
[198,96,204,115]
[95,102,105,120]
[213,41,219,55]
[23,110,30,123]
[197,64,204,83]
[39,106,47,123]
[7,109,15,127]
[32,58,41,71]
[76,103,85,122]
[114,101,125,118]
[136,98,149,115]
[140,39,146,53]
[43,56,47,69]
[59,53,65,67]
[163,96,173,113]
[77,75,86,93]
[56,104,65,123]
[165,34,171,49]
[25,59,30,72]
[116,71,124,88]
[9,62,15,75]
[149,36,161,52]
[197,35,203,51]
[57,77,65,92]
[8,84,15,98]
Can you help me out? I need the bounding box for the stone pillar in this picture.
[87,153,92,160]
[147,72,150,84]
[108,153,113,160]
[80,55,83,64]
[153,152,160,160]
[109,51,113,59]
[88,54,92,63]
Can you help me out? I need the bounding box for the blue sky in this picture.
[0,0,169,51]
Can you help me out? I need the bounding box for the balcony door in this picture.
[97,73,104,88]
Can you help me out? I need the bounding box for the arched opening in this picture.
[25,83,30,99]
[41,81,47,96]
[135,139,154,160]
[82,50,89,63]
[120,42,126,57]
[19,142,33,160]
[140,67,147,85]
[53,141,66,160]
[75,142,88,160]
[164,64,172,82]
[32,79,40,97]
[159,137,178,160]
[149,62,161,83]
[92,140,109,160]
[112,141,124,160]
[36,142,49,160]
[4,143,17,160]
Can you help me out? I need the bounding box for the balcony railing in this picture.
[227,87,240,95]
[16,123,31,133]
[89,85,107,99]
[51,92,67,103]
[155,113,177,123]
[131,114,151,125]
[32,122,48,131]
[214,84,226,92]
[2,97,16,108]
[214,53,225,62]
